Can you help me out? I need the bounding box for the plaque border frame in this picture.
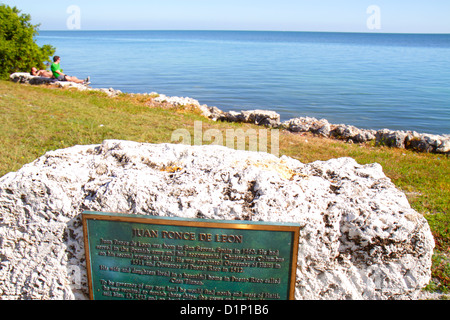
[82,211,300,300]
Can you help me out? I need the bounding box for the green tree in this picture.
[0,4,55,78]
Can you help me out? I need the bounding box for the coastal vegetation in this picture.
[0,4,55,79]
[0,79,448,297]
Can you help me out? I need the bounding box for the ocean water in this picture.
[36,31,450,135]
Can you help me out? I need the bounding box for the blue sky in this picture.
[2,0,450,33]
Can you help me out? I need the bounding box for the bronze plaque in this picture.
[82,211,300,300]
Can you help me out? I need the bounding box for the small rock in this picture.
[219,110,280,127]
[436,140,450,153]
[241,110,281,127]
[153,94,200,107]
[283,117,316,132]
[310,119,331,137]
[405,136,434,153]
[375,129,408,148]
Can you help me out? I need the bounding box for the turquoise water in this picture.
[36,31,450,134]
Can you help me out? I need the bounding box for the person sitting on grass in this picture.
[30,67,53,78]
[50,56,90,84]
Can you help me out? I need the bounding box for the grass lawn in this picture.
[1,80,449,296]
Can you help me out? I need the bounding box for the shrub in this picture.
[0,4,55,78]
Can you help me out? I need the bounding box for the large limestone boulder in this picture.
[0,140,434,300]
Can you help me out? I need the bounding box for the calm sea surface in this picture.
[36,31,450,135]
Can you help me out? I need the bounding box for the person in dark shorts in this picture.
[51,56,90,84]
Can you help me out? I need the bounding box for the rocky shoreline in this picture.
[10,72,450,155]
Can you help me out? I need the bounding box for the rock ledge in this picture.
[0,140,434,300]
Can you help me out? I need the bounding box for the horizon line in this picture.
[37,29,450,35]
